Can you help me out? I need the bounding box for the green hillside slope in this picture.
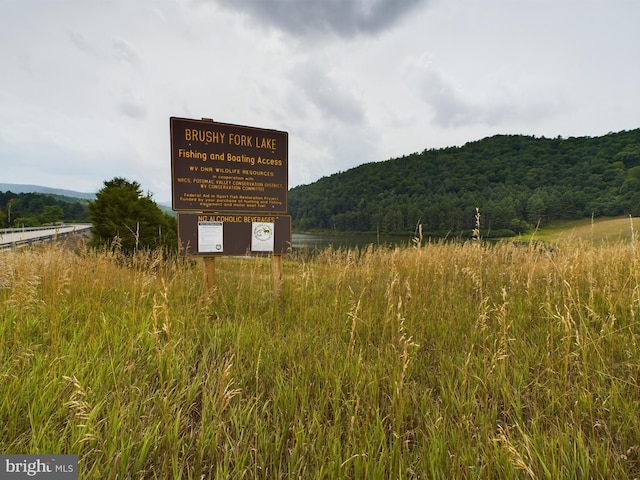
[289,129,640,235]
[527,216,640,245]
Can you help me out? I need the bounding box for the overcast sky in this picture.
[1,0,638,201]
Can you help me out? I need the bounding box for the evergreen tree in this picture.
[89,177,176,251]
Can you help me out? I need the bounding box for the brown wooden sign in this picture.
[177,213,291,256]
[170,117,288,213]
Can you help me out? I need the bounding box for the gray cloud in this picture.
[407,59,563,129]
[291,62,365,124]
[68,31,98,57]
[117,88,146,119]
[416,67,474,127]
[207,0,427,37]
[112,37,142,69]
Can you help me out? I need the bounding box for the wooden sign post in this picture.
[272,254,283,298]
[203,257,216,293]
[204,255,283,297]
[177,212,291,297]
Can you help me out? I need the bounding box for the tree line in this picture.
[5,128,640,246]
[0,191,90,227]
[288,129,640,236]
[1,178,176,252]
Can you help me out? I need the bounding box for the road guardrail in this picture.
[0,224,92,249]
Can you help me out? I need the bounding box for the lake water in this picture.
[291,232,415,253]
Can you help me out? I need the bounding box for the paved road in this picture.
[0,224,92,248]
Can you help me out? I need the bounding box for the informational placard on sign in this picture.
[178,213,291,256]
[170,117,288,213]
[197,221,223,253]
[251,222,275,252]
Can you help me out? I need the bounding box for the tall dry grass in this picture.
[1,234,639,478]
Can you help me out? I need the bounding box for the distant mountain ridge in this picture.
[0,183,176,215]
[0,183,96,200]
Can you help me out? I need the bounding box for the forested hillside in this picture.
[0,191,90,227]
[289,129,640,235]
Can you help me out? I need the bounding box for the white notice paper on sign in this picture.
[252,222,275,252]
[198,221,223,253]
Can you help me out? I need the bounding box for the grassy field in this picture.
[1,224,640,478]
[522,216,640,245]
